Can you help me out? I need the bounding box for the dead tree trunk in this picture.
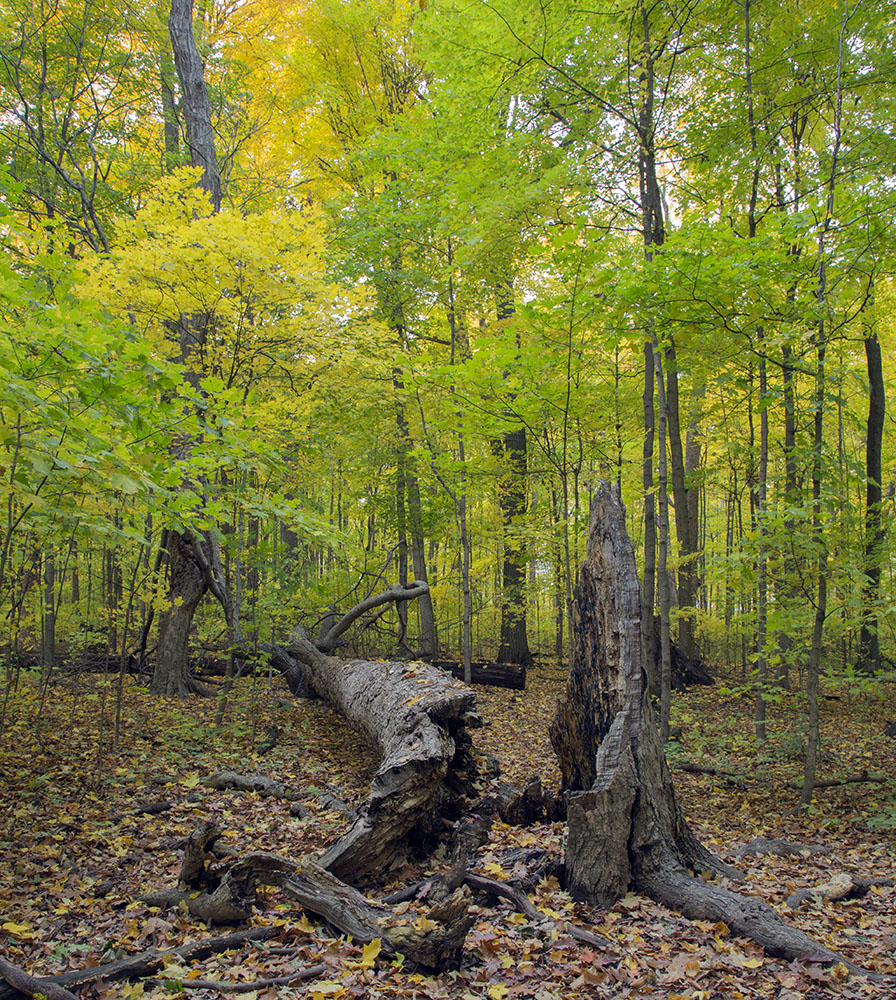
[281,623,480,884]
[550,482,870,971]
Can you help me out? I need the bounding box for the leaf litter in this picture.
[0,664,893,998]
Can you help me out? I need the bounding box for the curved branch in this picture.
[316,581,430,652]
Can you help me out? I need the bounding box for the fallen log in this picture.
[786,874,895,909]
[735,837,830,859]
[0,929,279,1000]
[549,482,880,977]
[203,770,298,801]
[284,633,481,883]
[0,960,79,1000]
[141,822,294,922]
[433,659,527,690]
[282,858,472,969]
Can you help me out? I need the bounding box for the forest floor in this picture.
[0,660,894,1000]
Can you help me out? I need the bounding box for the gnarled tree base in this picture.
[552,483,876,976]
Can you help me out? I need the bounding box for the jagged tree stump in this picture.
[549,482,871,971]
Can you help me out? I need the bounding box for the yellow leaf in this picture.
[742,956,763,969]
[413,916,438,932]
[360,938,382,968]
[296,913,316,933]
[685,957,701,977]
[488,986,509,1000]
[484,862,505,876]
[2,922,35,940]
[311,982,346,998]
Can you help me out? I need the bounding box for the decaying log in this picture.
[433,659,527,690]
[0,959,79,1000]
[141,822,294,922]
[142,827,474,969]
[282,857,472,969]
[785,770,889,790]
[786,874,894,909]
[735,837,830,860]
[203,770,298,800]
[449,776,553,864]
[549,482,876,975]
[0,929,279,1000]
[175,966,328,992]
[284,634,481,883]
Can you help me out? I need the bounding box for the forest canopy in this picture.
[0,0,894,772]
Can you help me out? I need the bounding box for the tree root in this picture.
[636,857,883,980]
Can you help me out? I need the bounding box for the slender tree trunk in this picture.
[394,393,437,658]
[663,339,699,663]
[41,555,55,671]
[754,345,769,744]
[493,281,532,667]
[642,343,657,688]
[652,345,673,742]
[859,310,884,673]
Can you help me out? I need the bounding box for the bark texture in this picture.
[550,482,869,971]
[287,633,480,883]
[150,532,207,695]
[168,0,220,210]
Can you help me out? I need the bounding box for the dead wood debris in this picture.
[203,769,299,800]
[735,837,831,859]
[786,874,895,909]
[0,929,279,1000]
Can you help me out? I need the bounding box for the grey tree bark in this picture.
[168,0,220,210]
[284,626,480,883]
[549,483,869,971]
[152,0,231,696]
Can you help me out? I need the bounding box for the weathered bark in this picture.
[550,482,870,971]
[168,0,220,210]
[283,859,472,969]
[140,824,473,969]
[150,532,208,695]
[285,633,480,883]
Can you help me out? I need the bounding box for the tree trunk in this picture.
[493,281,532,667]
[150,533,207,695]
[859,317,884,673]
[285,632,480,883]
[168,0,220,210]
[550,483,863,968]
[153,0,228,696]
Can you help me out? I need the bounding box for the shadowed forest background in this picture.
[1,0,895,996]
